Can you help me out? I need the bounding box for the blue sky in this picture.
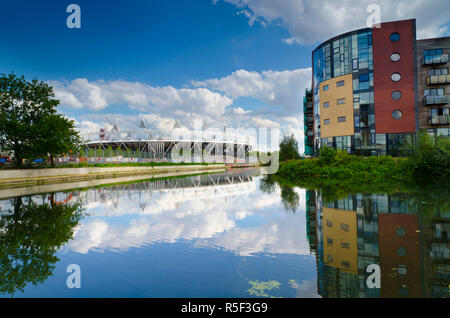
[0,1,312,84]
[1,0,449,152]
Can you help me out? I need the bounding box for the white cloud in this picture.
[51,79,233,116]
[193,68,311,113]
[222,0,450,44]
[55,66,311,153]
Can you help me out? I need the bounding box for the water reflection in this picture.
[304,187,450,298]
[0,195,82,296]
[0,169,448,298]
[66,169,310,257]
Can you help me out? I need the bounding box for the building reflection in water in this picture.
[307,191,449,298]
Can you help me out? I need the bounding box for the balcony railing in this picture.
[423,95,449,105]
[422,54,449,65]
[426,74,450,85]
[429,115,450,125]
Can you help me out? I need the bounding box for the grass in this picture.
[0,161,224,170]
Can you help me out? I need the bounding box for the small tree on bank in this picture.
[37,115,82,166]
[0,73,81,168]
[279,134,300,162]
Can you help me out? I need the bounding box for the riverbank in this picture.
[276,155,411,183]
[0,164,227,188]
[0,169,226,200]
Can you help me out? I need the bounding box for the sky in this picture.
[1,0,449,152]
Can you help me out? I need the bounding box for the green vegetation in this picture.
[54,161,222,168]
[247,280,281,298]
[0,196,82,295]
[0,73,81,168]
[275,131,449,185]
[0,161,223,170]
[406,130,450,178]
[279,134,300,162]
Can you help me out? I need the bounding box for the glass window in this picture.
[340,223,349,231]
[429,68,448,76]
[337,98,346,105]
[323,85,329,91]
[392,110,402,119]
[337,80,345,87]
[338,116,346,122]
[323,102,330,108]
[391,53,401,62]
[390,32,400,42]
[397,247,407,256]
[396,227,406,237]
[424,48,443,56]
[341,261,350,268]
[327,237,333,245]
[359,74,369,82]
[324,119,330,125]
[391,73,401,82]
[392,90,402,100]
[360,92,370,104]
[326,220,333,227]
[341,242,350,249]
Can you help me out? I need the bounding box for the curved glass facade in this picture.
[312,29,378,155]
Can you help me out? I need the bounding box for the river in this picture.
[0,168,448,298]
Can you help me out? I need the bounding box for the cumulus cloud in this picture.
[193,68,311,113]
[53,66,311,152]
[222,0,450,44]
[51,79,233,116]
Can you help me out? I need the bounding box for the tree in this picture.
[37,115,82,166]
[0,73,80,168]
[279,134,300,162]
[0,196,82,296]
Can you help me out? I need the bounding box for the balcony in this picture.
[423,95,449,105]
[426,74,450,85]
[422,54,449,65]
[429,115,450,125]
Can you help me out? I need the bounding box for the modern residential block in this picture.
[305,19,450,156]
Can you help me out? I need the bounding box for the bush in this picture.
[408,131,450,178]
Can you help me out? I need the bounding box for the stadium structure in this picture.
[80,117,253,163]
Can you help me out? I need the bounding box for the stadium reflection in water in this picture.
[0,169,448,298]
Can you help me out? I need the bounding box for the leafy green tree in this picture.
[36,115,82,166]
[279,134,300,162]
[407,130,450,178]
[105,146,114,158]
[0,73,81,168]
[0,195,82,296]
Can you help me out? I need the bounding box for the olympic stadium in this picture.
[80,118,253,163]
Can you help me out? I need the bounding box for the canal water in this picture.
[0,168,448,298]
